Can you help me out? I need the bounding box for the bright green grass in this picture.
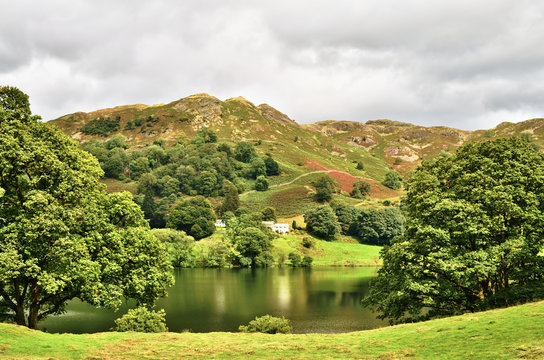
[272,233,382,266]
[2,300,543,359]
[194,231,382,267]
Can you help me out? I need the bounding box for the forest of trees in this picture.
[81,128,281,227]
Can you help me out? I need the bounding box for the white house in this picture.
[262,221,289,234]
[272,223,289,234]
[215,219,226,228]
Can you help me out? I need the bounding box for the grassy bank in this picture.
[195,229,382,267]
[1,300,543,359]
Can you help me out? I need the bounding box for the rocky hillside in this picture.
[49,94,544,217]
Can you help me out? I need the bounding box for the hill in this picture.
[1,300,543,359]
[48,94,544,217]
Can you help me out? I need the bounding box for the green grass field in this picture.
[1,300,543,359]
[194,230,382,267]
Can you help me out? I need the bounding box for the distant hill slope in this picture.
[48,94,544,215]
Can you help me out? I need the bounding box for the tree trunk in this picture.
[27,281,40,329]
[14,303,26,327]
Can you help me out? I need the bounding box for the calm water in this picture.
[39,267,383,334]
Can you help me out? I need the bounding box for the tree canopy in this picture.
[166,196,216,239]
[304,205,340,239]
[363,137,544,324]
[382,171,402,189]
[0,90,173,329]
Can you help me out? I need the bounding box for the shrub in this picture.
[382,171,402,189]
[304,205,340,239]
[238,315,292,334]
[80,117,120,137]
[301,255,313,267]
[112,307,168,333]
[255,175,269,191]
[288,252,302,267]
[301,236,315,249]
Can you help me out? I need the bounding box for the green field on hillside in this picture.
[1,300,543,359]
[194,230,382,267]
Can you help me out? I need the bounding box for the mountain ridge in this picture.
[48,93,544,216]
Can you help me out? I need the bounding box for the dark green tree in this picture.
[196,171,218,196]
[255,175,269,191]
[350,207,404,245]
[247,157,266,179]
[364,137,544,324]
[304,205,340,239]
[264,156,280,176]
[352,179,371,198]
[330,200,356,234]
[382,171,402,189]
[233,227,273,267]
[314,175,337,202]
[129,157,151,180]
[219,181,240,215]
[167,196,216,239]
[234,141,256,163]
[261,206,277,222]
[0,93,173,329]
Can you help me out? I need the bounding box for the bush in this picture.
[304,205,340,239]
[382,171,402,189]
[112,307,168,333]
[238,315,292,334]
[301,255,313,267]
[80,117,120,137]
[301,236,315,249]
[288,252,302,267]
[255,175,269,191]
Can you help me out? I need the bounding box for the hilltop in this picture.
[49,94,544,217]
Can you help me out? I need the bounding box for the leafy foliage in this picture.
[167,196,216,239]
[0,86,30,114]
[314,175,337,202]
[304,205,340,239]
[152,229,196,268]
[255,175,269,191]
[234,141,256,163]
[112,307,168,333]
[80,117,120,137]
[238,315,292,334]
[349,207,405,245]
[218,181,240,215]
[382,171,402,189]
[233,227,273,267]
[0,94,173,329]
[264,156,280,176]
[364,137,544,324]
[352,179,371,198]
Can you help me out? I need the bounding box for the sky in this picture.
[1,0,543,130]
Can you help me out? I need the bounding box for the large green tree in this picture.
[364,137,544,324]
[304,205,340,239]
[166,196,216,239]
[0,91,173,329]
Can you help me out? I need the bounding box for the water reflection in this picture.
[40,267,384,334]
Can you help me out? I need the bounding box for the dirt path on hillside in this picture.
[241,169,369,196]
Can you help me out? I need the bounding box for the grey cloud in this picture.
[0,0,543,130]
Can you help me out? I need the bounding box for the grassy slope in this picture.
[1,300,543,359]
[196,229,382,267]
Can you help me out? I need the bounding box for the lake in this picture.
[39,267,384,334]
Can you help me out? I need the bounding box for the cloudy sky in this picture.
[1,0,543,130]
